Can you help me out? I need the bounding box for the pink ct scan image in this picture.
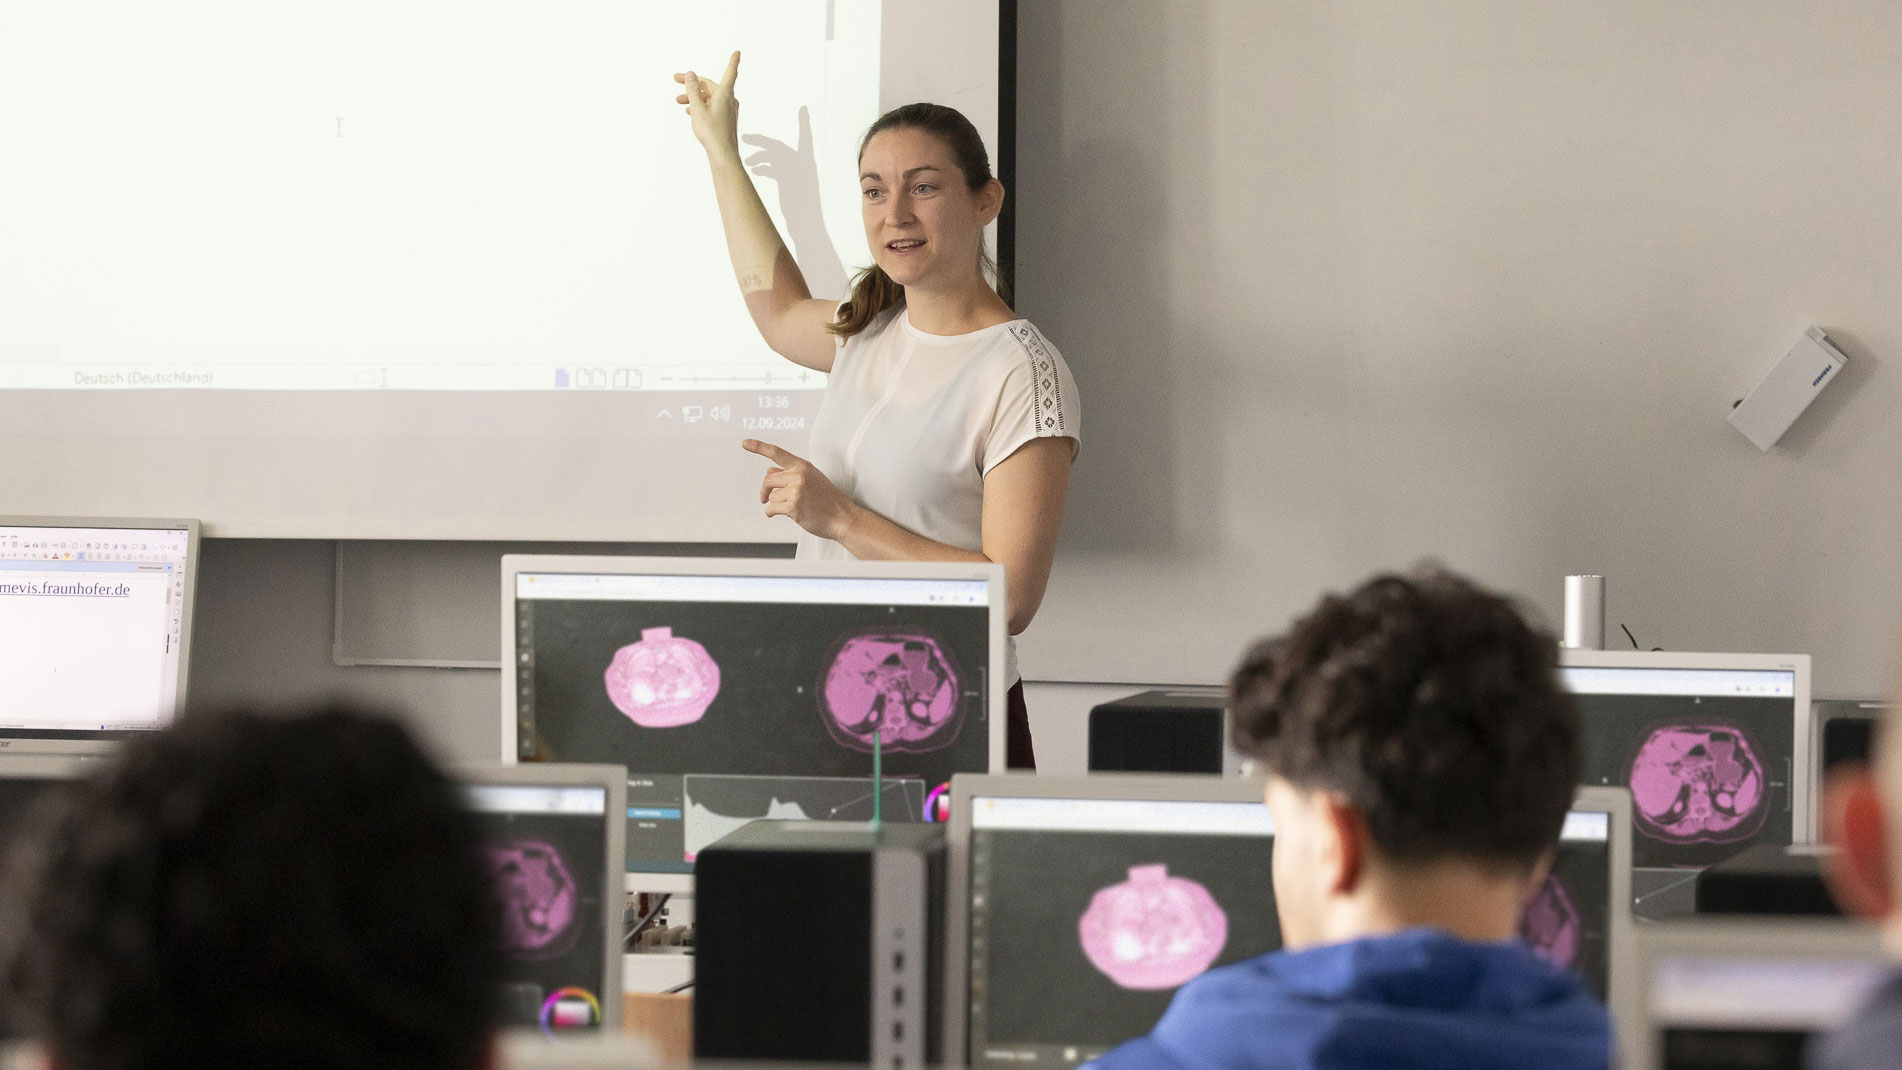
[485,840,580,960]
[1078,864,1229,990]
[819,631,962,753]
[604,627,721,728]
[1627,723,1769,846]
[1518,873,1582,969]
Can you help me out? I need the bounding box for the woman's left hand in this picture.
[743,439,861,542]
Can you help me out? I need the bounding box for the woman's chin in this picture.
[873,249,942,287]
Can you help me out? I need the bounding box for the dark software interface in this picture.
[1652,955,1887,1070]
[1560,667,1797,915]
[515,571,992,874]
[1526,810,1613,1001]
[465,782,611,1032]
[966,796,1279,1068]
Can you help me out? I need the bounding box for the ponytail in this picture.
[828,263,906,338]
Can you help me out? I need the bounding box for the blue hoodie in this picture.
[1086,928,1611,1070]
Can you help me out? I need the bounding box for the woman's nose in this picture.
[884,190,914,225]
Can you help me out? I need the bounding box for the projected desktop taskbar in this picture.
[0,364,828,391]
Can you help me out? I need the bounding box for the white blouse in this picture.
[796,306,1082,683]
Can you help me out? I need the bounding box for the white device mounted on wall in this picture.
[1728,327,1849,451]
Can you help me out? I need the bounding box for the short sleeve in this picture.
[980,322,1082,476]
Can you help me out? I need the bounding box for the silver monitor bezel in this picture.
[1557,649,1814,841]
[1629,917,1888,1070]
[499,553,1008,894]
[455,761,627,1032]
[0,515,201,755]
[0,753,105,781]
[1571,785,1638,1065]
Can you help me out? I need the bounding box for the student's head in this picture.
[832,102,1005,337]
[1229,566,1581,949]
[1,706,501,1070]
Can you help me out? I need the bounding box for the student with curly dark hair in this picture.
[1090,566,1610,1070]
[0,707,502,1070]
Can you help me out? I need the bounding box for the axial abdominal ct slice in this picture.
[1627,723,1770,846]
[604,627,720,727]
[1519,874,1582,969]
[1078,864,1228,990]
[819,631,962,753]
[485,840,580,960]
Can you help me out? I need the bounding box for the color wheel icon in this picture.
[539,986,601,1032]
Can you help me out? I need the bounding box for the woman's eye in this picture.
[862,188,883,201]
[914,184,936,195]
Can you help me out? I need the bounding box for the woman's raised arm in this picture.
[675,52,839,372]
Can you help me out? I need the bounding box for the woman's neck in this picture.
[902,278,1016,336]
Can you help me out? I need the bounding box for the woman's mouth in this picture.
[886,238,926,254]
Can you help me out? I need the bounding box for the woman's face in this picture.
[858,127,999,292]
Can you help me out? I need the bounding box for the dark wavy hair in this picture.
[829,101,1007,338]
[0,706,502,1070]
[1230,565,1581,869]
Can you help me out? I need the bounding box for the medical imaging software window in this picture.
[1524,810,1613,1001]
[465,783,611,1032]
[1562,667,1797,915]
[515,573,992,873]
[965,797,1281,1069]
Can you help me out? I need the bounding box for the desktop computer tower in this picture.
[1088,688,1236,775]
[694,820,945,1067]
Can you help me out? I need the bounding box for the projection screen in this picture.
[0,1,1006,538]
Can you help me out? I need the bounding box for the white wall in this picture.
[1011,0,1902,695]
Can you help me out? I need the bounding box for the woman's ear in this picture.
[1821,765,1895,920]
[977,178,1006,226]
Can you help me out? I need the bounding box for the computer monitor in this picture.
[0,517,198,752]
[1558,651,1811,918]
[458,763,626,1034]
[1544,787,1639,1061]
[944,776,1636,1067]
[502,555,1006,893]
[945,774,1279,1068]
[1532,787,1633,1007]
[1633,918,1888,1070]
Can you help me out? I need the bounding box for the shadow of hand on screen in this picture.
[744,105,849,301]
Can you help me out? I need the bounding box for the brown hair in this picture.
[829,102,1007,339]
[1229,565,1581,870]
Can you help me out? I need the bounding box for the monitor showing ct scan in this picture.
[504,556,1005,891]
[1559,652,1809,918]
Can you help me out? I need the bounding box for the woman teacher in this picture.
[675,53,1079,769]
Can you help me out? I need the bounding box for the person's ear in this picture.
[1318,794,1365,896]
[1822,765,1894,919]
[976,178,1006,227]
[1522,848,1557,907]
